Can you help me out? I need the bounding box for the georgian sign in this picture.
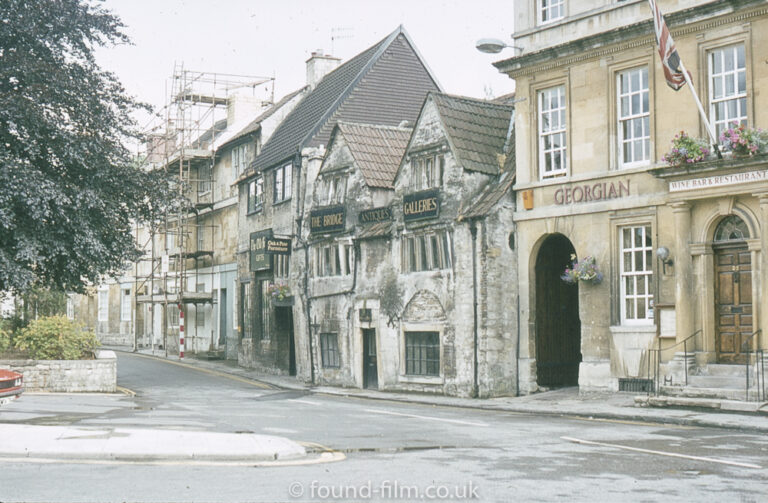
[554,180,630,205]
[669,170,768,192]
[358,206,392,224]
[310,205,346,234]
[250,229,272,271]
[403,189,440,222]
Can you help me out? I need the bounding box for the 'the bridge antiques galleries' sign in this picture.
[266,237,291,255]
[403,189,440,222]
[554,180,630,205]
[250,229,272,271]
[358,206,392,224]
[310,205,346,234]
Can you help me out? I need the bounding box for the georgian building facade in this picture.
[496,0,768,393]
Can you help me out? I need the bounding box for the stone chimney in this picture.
[227,92,265,127]
[306,50,341,90]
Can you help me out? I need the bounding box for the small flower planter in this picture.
[720,124,767,157]
[272,296,294,307]
[662,131,711,167]
[562,255,603,286]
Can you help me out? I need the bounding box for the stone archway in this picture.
[534,234,581,387]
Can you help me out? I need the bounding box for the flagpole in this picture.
[678,59,723,159]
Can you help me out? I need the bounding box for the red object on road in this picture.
[0,369,23,405]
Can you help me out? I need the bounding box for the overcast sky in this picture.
[95,0,515,134]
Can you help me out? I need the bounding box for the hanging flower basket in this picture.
[562,255,603,285]
[267,282,293,306]
[662,131,711,167]
[720,124,767,157]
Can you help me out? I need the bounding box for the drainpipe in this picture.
[469,220,479,398]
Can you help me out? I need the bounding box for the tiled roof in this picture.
[245,25,440,179]
[431,93,514,175]
[333,122,412,189]
[459,169,516,220]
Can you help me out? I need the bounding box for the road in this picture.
[0,352,766,502]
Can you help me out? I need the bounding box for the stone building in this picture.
[236,26,441,378]
[494,0,768,395]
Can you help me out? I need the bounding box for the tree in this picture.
[0,0,175,293]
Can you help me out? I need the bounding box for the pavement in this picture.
[2,345,767,464]
[117,347,768,433]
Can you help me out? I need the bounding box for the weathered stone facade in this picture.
[0,350,117,392]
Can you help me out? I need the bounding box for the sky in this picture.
[95,0,515,137]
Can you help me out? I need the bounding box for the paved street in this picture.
[0,352,767,502]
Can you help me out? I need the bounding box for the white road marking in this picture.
[262,427,299,434]
[292,399,322,406]
[561,436,763,469]
[364,408,488,427]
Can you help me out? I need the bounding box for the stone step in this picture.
[687,375,749,389]
[660,384,759,401]
[694,364,750,377]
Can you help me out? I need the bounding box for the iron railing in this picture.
[742,329,764,402]
[646,329,702,395]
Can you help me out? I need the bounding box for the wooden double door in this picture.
[715,243,753,364]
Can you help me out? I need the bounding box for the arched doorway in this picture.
[534,234,581,387]
[713,215,752,364]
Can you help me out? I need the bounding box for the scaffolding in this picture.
[133,64,275,357]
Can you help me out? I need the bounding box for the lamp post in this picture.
[475,38,523,55]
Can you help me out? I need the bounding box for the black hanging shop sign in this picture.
[250,229,272,271]
[358,206,392,224]
[310,205,346,234]
[403,189,440,222]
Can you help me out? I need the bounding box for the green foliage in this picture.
[13,315,99,360]
[0,324,10,353]
[0,0,181,293]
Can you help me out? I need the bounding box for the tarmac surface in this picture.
[1,346,767,464]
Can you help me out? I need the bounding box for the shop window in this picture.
[539,0,564,24]
[320,333,340,368]
[120,288,131,322]
[402,230,452,273]
[314,242,353,277]
[617,67,650,167]
[405,331,440,376]
[620,225,653,324]
[410,154,444,191]
[709,44,747,138]
[273,163,292,203]
[248,176,263,213]
[98,288,109,322]
[538,85,567,179]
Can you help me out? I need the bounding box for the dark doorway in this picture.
[275,307,296,376]
[535,234,581,387]
[219,288,227,347]
[363,328,378,389]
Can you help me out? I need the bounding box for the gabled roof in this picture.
[325,122,412,189]
[218,86,307,151]
[430,92,514,175]
[459,169,516,221]
[244,25,440,180]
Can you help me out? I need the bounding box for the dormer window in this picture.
[539,0,564,24]
[410,154,444,191]
[323,174,348,205]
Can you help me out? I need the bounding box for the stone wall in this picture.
[0,350,117,393]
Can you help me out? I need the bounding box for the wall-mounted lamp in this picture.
[656,246,673,274]
[475,38,524,55]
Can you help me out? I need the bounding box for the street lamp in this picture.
[475,38,523,55]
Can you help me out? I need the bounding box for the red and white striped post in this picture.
[178,303,185,359]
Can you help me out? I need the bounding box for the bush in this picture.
[13,316,99,360]
[0,325,10,353]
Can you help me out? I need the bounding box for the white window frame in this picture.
[410,154,444,191]
[98,288,109,322]
[619,225,654,325]
[248,176,263,213]
[197,224,205,252]
[708,44,747,138]
[538,85,567,179]
[120,288,131,322]
[66,295,74,320]
[402,230,452,273]
[313,241,353,277]
[539,0,564,25]
[231,144,248,178]
[617,66,650,168]
[273,163,292,203]
[324,174,348,205]
[198,163,212,194]
[274,254,290,279]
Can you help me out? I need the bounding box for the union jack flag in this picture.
[648,0,686,90]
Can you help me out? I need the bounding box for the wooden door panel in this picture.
[715,244,751,364]
[717,273,734,304]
